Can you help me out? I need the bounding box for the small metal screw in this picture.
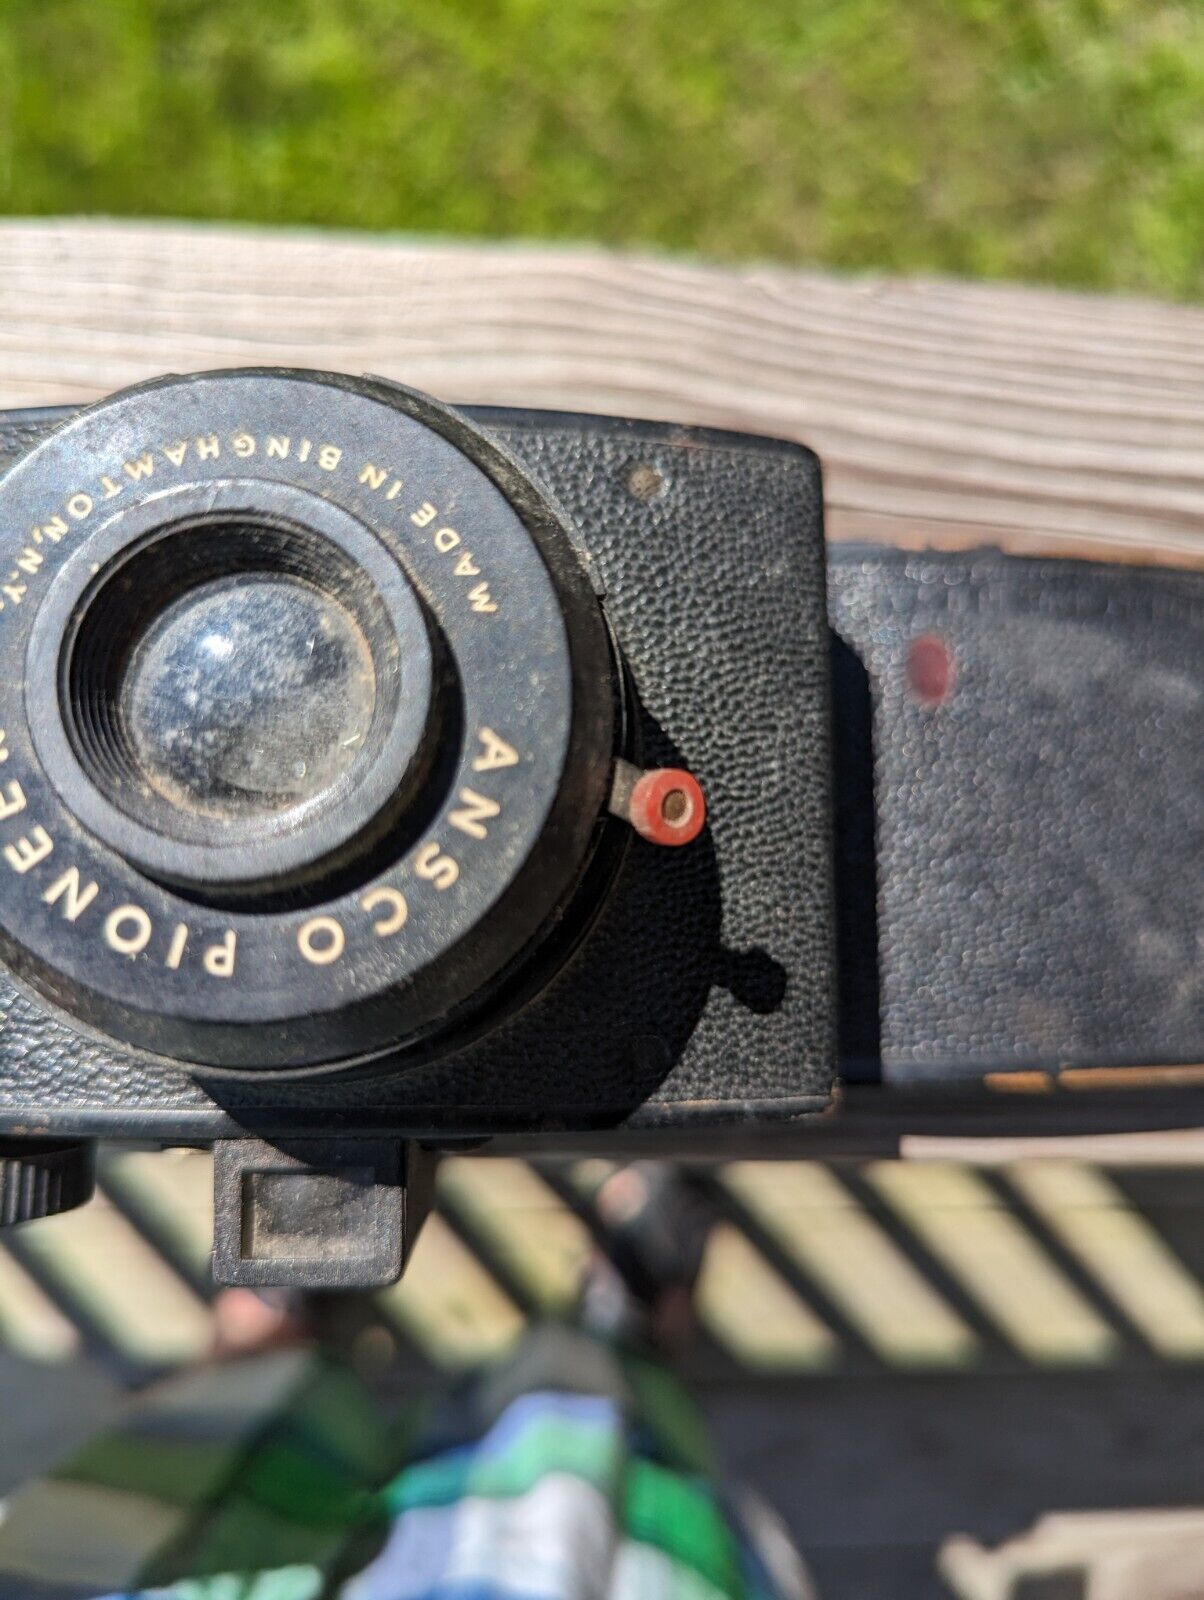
[627,464,665,502]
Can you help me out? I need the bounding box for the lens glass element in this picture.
[123,573,376,822]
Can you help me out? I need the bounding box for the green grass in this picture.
[2,0,1204,296]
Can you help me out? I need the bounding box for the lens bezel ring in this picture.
[0,370,617,1071]
[26,479,435,891]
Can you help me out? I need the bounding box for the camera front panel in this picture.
[0,377,837,1138]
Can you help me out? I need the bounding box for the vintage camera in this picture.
[0,367,1199,1287]
[0,368,834,1283]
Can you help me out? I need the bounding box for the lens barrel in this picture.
[0,370,619,1071]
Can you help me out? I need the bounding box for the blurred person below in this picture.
[0,1164,814,1600]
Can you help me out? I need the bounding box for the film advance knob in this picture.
[0,1140,95,1225]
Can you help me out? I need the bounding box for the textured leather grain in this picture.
[829,547,1203,1083]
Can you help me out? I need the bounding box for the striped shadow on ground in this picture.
[0,1153,1201,1377]
[5,1185,214,1368]
[1005,1161,1204,1360]
[866,1162,1119,1365]
[720,1162,978,1367]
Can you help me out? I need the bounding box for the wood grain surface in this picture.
[2,218,1203,567]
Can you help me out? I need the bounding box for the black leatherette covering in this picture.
[829,547,1202,1083]
[0,402,1199,1134]
[0,405,835,1134]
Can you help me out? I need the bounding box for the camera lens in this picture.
[48,498,436,897]
[0,370,619,1070]
[123,571,376,823]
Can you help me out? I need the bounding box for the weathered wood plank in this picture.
[1,219,1202,566]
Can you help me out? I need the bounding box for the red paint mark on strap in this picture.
[907,633,955,706]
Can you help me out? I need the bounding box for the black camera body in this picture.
[5,366,1198,1284]
[0,370,836,1169]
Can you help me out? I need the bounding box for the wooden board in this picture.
[2,219,1202,568]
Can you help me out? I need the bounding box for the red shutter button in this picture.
[609,761,707,847]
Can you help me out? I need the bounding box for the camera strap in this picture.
[830,546,1203,1090]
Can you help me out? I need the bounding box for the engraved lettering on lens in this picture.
[166,922,189,970]
[414,842,459,890]
[5,426,507,623]
[42,867,99,923]
[472,729,519,772]
[449,788,501,840]
[361,886,408,937]
[0,369,617,1069]
[357,462,406,501]
[5,826,52,874]
[204,931,237,978]
[0,780,27,821]
[104,905,152,957]
[298,915,345,966]
[430,526,495,611]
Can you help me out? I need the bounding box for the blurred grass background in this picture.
[1,0,1203,296]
